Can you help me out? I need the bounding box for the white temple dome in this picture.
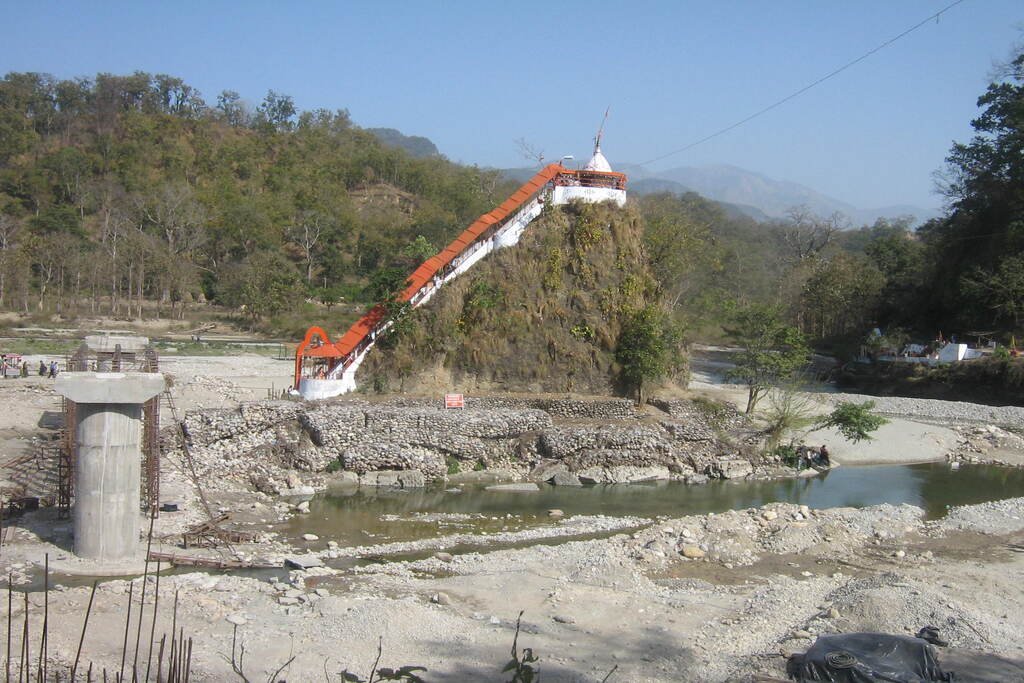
[583,145,613,173]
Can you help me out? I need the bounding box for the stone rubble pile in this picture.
[948,424,1024,467]
[624,502,925,568]
[648,397,745,429]
[177,397,757,493]
[183,401,303,447]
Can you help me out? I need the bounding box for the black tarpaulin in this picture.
[787,632,953,682]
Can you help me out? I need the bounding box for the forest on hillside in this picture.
[0,71,516,334]
[0,47,1021,355]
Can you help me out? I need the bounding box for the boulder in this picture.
[711,459,753,480]
[681,545,706,559]
[531,460,569,482]
[360,469,425,488]
[606,465,670,483]
[577,467,606,484]
[550,471,582,487]
[484,483,540,492]
[325,471,359,489]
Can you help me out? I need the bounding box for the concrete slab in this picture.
[83,335,150,353]
[55,372,166,404]
[284,554,324,570]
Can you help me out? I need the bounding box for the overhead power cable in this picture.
[639,0,967,166]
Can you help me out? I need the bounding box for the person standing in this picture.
[38,360,46,376]
[49,360,58,378]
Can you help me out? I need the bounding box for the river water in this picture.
[288,463,1024,547]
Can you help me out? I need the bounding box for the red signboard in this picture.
[444,393,465,409]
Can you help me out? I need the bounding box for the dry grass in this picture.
[362,202,674,394]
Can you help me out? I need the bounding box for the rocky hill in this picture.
[360,201,680,394]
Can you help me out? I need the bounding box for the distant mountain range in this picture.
[618,164,941,226]
[504,163,941,226]
[366,128,940,226]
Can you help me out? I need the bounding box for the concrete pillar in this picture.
[56,373,166,562]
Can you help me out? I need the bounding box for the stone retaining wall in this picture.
[380,396,637,419]
[178,397,757,492]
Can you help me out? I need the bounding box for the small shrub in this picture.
[542,248,564,291]
[446,456,460,475]
[772,444,800,468]
[473,459,486,471]
[570,323,595,342]
[325,458,344,474]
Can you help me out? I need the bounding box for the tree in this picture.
[960,254,1024,327]
[778,206,845,263]
[402,235,436,264]
[726,305,810,414]
[861,222,926,326]
[365,266,409,307]
[0,214,21,307]
[216,90,249,127]
[639,192,723,311]
[256,90,296,131]
[923,46,1024,329]
[762,387,887,460]
[615,304,682,405]
[287,209,325,284]
[816,401,888,444]
[217,251,302,325]
[798,253,884,339]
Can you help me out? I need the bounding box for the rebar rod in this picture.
[20,591,28,683]
[132,514,156,678]
[183,638,191,683]
[118,582,134,681]
[6,573,12,683]
[39,554,48,682]
[144,559,161,683]
[71,581,98,682]
[155,635,165,683]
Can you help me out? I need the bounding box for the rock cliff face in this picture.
[360,201,684,394]
[178,396,761,492]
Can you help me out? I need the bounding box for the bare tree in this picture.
[0,215,21,307]
[138,183,207,258]
[287,210,324,284]
[779,205,845,262]
[514,137,545,167]
[136,184,206,316]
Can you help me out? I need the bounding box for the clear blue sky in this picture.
[2,1,1021,210]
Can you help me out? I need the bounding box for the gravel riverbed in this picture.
[4,353,1024,681]
[822,391,1024,429]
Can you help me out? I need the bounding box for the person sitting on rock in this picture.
[817,445,830,467]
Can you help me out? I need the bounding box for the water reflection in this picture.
[288,464,1024,546]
